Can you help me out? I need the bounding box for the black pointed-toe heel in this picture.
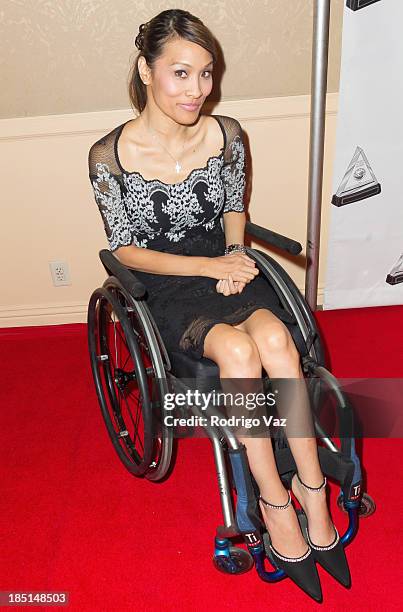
[305,524,351,588]
[293,473,351,589]
[259,491,323,602]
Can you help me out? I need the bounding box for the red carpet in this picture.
[0,305,402,611]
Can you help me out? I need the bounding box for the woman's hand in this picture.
[203,253,259,283]
[216,275,247,296]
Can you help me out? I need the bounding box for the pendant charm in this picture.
[175,161,181,173]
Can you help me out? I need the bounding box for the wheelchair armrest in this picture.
[99,249,146,298]
[245,221,302,256]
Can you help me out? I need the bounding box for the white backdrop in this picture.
[324,0,403,309]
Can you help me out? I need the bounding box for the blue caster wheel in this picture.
[213,547,254,574]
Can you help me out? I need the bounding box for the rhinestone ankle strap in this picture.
[297,473,327,492]
[270,543,312,563]
[259,490,291,510]
[305,525,340,551]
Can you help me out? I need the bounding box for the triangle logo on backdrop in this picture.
[332,146,381,207]
[386,252,403,286]
[346,0,381,12]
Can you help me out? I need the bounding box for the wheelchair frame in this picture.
[87,220,375,582]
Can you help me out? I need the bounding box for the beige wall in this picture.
[0,94,338,326]
[1,1,343,326]
[1,0,343,119]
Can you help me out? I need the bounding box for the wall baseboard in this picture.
[0,302,88,327]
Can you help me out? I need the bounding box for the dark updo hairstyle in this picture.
[129,9,217,113]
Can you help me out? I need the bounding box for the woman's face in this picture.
[143,37,214,123]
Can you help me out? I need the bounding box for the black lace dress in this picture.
[88,115,294,360]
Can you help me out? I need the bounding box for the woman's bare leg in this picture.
[203,322,309,558]
[234,309,335,546]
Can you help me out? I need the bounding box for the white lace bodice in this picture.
[88,115,246,252]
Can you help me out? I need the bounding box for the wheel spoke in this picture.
[104,318,131,373]
[110,383,125,431]
[127,313,149,356]
[105,310,129,359]
[122,352,131,370]
[122,392,144,453]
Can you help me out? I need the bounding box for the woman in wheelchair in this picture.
[88,9,351,601]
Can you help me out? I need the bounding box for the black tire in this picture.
[88,279,172,480]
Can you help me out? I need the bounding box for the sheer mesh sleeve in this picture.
[88,133,132,252]
[220,117,246,213]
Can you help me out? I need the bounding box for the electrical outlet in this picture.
[49,261,71,286]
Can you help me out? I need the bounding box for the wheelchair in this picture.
[87,220,375,582]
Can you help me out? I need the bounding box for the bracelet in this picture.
[224,243,246,255]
